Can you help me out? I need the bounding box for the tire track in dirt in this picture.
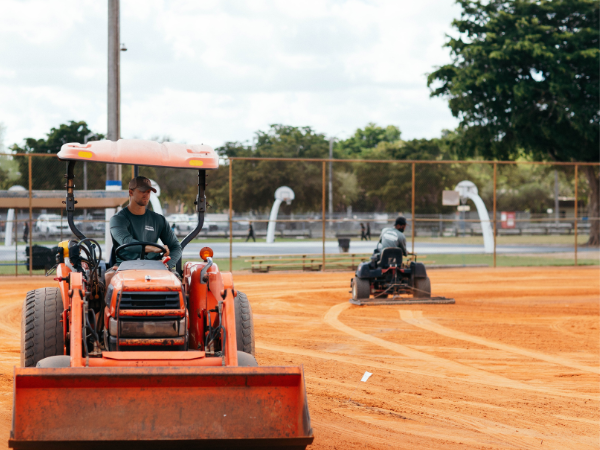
[399,310,599,374]
[311,419,399,449]
[324,302,596,400]
[258,341,593,401]
[335,408,599,450]
[257,341,474,382]
[307,367,597,450]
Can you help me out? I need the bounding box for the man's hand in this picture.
[145,245,170,256]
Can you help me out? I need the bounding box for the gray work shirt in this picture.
[110,208,182,269]
[377,227,407,256]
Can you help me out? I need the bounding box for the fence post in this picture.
[229,160,233,272]
[28,155,33,276]
[574,165,578,266]
[14,213,18,277]
[493,162,497,268]
[411,162,415,252]
[322,161,326,271]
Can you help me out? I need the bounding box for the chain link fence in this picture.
[0,153,597,275]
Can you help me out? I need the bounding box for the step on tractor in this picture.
[350,248,455,305]
[10,140,313,449]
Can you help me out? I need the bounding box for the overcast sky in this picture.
[0,0,461,149]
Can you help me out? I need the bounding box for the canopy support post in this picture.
[65,161,86,241]
[177,170,206,274]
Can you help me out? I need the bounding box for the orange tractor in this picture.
[10,140,313,449]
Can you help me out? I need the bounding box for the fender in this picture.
[411,261,427,278]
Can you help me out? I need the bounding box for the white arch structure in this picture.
[149,179,163,216]
[454,180,494,253]
[4,185,26,246]
[266,187,295,244]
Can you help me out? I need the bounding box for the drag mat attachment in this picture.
[349,296,455,306]
[10,366,313,450]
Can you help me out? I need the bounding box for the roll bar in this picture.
[65,161,86,240]
[176,169,206,273]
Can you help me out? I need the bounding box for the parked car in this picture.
[35,214,80,236]
[187,214,219,232]
[166,214,193,232]
[75,213,105,233]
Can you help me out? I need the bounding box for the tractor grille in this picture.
[119,292,181,310]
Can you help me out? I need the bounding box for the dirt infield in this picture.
[0,266,598,449]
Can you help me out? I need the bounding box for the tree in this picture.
[351,138,474,213]
[428,0,600,245]
[10,121,105,191]
[213,125,330,213]
[337,123,401,157]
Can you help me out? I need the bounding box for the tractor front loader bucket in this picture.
[10,365,313,450]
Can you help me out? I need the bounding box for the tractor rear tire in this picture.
[21,288,64,368]
[234,291,255,356]
[414,277,431,298]
[352,277,371,300]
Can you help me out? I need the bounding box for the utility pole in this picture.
[106,0,122,258]
[328,138,334,226]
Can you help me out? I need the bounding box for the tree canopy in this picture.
[336,123,401,157]
[428,0,599,161]
[427,0,599,244]
[10,121,105,191]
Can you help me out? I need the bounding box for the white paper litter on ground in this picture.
[361,371,373,382]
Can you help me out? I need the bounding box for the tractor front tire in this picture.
[21,288,64,368]
[234,291,255,356]
[352,277,371,300]
[414,277,431,298]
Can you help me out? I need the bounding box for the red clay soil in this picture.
[0,266,598,449]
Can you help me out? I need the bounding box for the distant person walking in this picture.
[23,222,29,244]
[245,222,256,242]
[366,223,371,240]
[360,223,367,241]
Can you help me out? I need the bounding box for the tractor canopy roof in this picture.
[57,139,219,170]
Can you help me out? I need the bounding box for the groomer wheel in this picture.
[115,241,167,262]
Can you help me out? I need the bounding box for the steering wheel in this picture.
[115,241,167,262]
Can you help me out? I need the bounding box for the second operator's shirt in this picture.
[110,208,182,269]
[377,227,407,256]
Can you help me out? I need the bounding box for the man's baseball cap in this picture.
[128,176,156,193]
[395,216,407,226]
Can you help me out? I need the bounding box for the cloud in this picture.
[0,0,461,148]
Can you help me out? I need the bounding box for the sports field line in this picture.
[399,310,599,374]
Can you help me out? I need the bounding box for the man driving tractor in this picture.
[370,216,408,268]
[377,216,408,255]
[105,176,182,284]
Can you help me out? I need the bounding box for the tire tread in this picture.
[21,288,64,367]
[234,291,255,356]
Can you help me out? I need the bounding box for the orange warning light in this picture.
[200,247,214,261]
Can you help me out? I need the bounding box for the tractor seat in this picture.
[379,248,403,269]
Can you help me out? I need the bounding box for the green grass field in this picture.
[21,233,592,247]
[184,252,599,273]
